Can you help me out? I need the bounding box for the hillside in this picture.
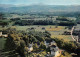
[0,4,80,14]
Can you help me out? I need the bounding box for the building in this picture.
[44,39,60,57]
[0,31,8,37]
[44,39,56,48]
[2,34,8,37]
[50,45,60,57]
[0,31,2,36]
[50,41,56,46]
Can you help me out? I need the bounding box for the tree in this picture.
[40,42,46,50]
[33,43,38,51]
[53,38,77,52]
[18,40,26,57]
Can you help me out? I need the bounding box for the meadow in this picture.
[0,38,6,50]
[11,25,73,42]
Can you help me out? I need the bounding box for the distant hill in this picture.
[0,4,80,15]
[0,4,15,8]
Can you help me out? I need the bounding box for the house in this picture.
[44,39,56,48]
[0,31,8,37]
[45,39,60,57]
[50,41,56,46]
[2,34,8,37]
[50,45,60,57]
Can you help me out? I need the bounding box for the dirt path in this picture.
[71,26,76,41]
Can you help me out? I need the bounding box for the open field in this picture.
[11,25,72,42]
[0,38,6,50]
[14,25,66,31]
[51,35,72,41]
[0,14,76,42]
[0,19,73,42]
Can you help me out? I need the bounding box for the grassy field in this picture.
[0,23,73,42]
[51,35,72,41]
[14,25,65,30]
[0,26,8,30]
[1,14,75,42]
[0,38,6,50]
[11,25,73,42]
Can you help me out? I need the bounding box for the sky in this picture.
[0,0,80,5]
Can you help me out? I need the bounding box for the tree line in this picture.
[14,19,76,26]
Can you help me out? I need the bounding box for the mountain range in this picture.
[0,4,80,14]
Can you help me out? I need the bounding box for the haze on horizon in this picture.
[0,0,80,5]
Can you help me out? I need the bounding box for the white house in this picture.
[45,39,60,57]
[44,40,56,48]
[2,34,8,37]
[0,31,8,37]
[50,45,60,57]
[50,41,56,45]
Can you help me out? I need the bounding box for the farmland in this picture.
[0,13,77,43]
[0,13,80,57]
[10,25,72,42]
[0,13,76,42]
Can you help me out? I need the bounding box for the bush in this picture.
[53,38,77,52]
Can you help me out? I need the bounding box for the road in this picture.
[71,26,76,41]
[71,26,80,44]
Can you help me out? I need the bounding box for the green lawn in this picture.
[0,38,6,50]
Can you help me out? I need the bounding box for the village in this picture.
[0,24,80,57]
[0,6,80,57]
[0,28,61,57]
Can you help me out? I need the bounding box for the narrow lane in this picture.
[71,26,76,41]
